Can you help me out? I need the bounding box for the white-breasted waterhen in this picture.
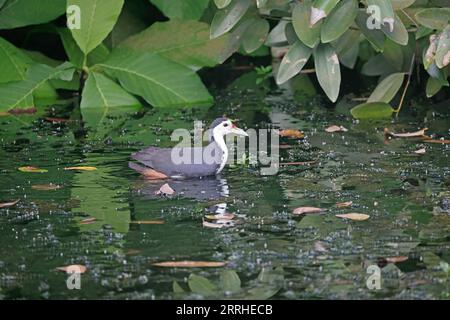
[129,118,248,179]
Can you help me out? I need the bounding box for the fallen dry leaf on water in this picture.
[424,139,450,144]
[414,148,426,155]
[152,261,226,268]
[293,207,324,215]
[79,217,97,225]
[156,183,175,196]
[279,160,318,166]
[0,199,20,208]
[43,117,71,123]
[203,220,225,229]
[32,184,61,191]
[336,201,353,208]
[64,166,97,171]
[314,241,328,253]
[205,213,235,220]
[56,264,87,273]
[0,111,9,116]
[18,166,48,173]
[277,129,305,139]
[130,220,165,225]
[325,125,348,133]
[384,128,428,138]
[385,256,408,263]
[335,213,370,221]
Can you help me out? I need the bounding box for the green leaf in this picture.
[310,0,340,26]
[355,11,385,52]
[391,0,416,10]
[426,76,443,97]
[188,274,218,296]
[383,39,404,70]
[415,8,450,31]
[368,73,405,103]
[242,18,269,53]
[340,43,359,69]
[219,18,254,62]
[210,0,251,39]
[0,63,75,111]
[98,51,213,108]
[362,55,396,76]
[265,20,289,47]
[276,41,312,85]
[435,26,450,69]
[150,0,209,20]
[350,102,394,119]
[314,44,341,102]
[381,14,409,46]
[67,0,124,55]
[59,29,110,69]
[0,37,29,83]
[321,0,358,43]
[120,20,229,70]
[81,72,141,110]
[0,0,66,30]
[214,0,232,9]
[367,0,395,26]
[172,281,185,294]
[292,0,321,48]
[219,270,241,293]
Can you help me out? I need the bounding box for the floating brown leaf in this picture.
[336,201,353,208]
[32,184,61,191]
[56,264,87,273]
[280,159,318,166]
[325,125,348,133]
[44,117,71,123]
[314,241,328,253]
[386,256,408,263]
[64,166,97,171]
[205,213,235,220]
[130,220,165,225]
[9,107,37,115]
[277,129,305,139]
[414,148,426,155]
[18,166,48,173]
[424,139,450,144]
[152,261,226,267]
[80,217,97,225]
[0,199,20,208]
[335,213,370,221]
[203,220,225,229]
[384,128,428,138]
[293,207,324,215]
[156,183,175,196]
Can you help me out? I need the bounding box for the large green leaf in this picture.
[381,14,409,46]
[310,0,340,26]
[98,51,213,108]
[0,37,29,83]
[210,0,251,39]
[415,8,450,31]
[150,0,209,20]
[0,63,75,111]
[367,0,395,26]
[367,73,405,103]
[292,0,321,48]
[321,0,358,43]
[220,270,241,293]
[314,44,341,102]
[355,10,385,52]
[242,18,270,53]
[67,0,124,55]
[350,102,394,119]
[426,76,443,97]
[188,274,218,296]
[214,0,232,9]
[59,29,110,69]
[391,0,416,10]
[119,20,229,70]
[0,0,66,29]
[435,26,450,69]
[276,41,312,85]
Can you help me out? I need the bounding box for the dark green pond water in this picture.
[0,72,449,299]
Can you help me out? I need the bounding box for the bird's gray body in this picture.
[130,141,223,178]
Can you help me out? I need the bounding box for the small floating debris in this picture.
[56,264,87,273]
[155,183,175,196]
[384,127,428,138]
[64,166,97,171]
[336,201,353,208]
[130,220,165,225]
[0,199,20,208]
[414,148,426,155]
[277,129,305,139]
[424,139,450,144]
[204,213,235,220]
[152,261,226,268]
[18,166,48,173]
[32,184,61,191]
[79,217,97,225]
[293,207,324,215]
[385,256,409,264]
[335,213,370,221]
[314,241,329,253]
[325,125,348,133]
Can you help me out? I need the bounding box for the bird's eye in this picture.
[223,123,229,127]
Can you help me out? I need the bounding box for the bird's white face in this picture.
[213,119,248,137]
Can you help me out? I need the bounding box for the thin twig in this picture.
[395,53,416,117]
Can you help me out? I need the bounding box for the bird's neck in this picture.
[213,131,228,173]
